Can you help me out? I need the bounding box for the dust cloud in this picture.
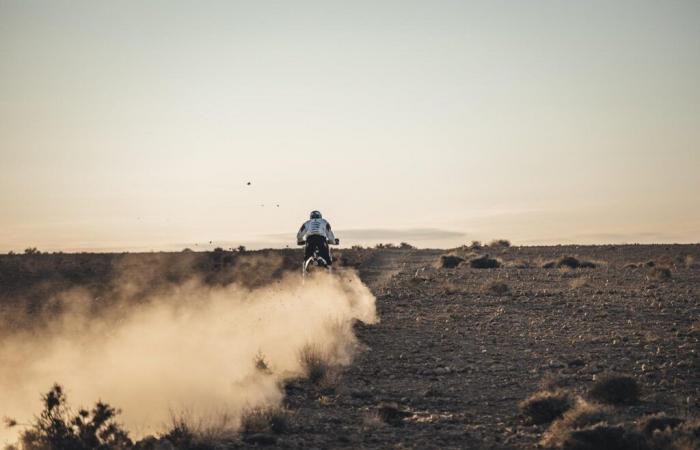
[0,263,377,444]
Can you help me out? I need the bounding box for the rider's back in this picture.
[298,218,334,241]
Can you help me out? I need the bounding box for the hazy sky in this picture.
[1,0,699,251]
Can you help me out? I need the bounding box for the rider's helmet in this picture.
[310,210,322,219]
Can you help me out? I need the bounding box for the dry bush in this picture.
[164,412,237,449]
[541,399,613,448]
[638,413,684,437]
[488,239,511,248]
[623,263,639,269]
[519,390,574,425]
[439,254,465,269]
[588,375,640,405]
[544,256,596,270]
[648,267,672,282]
[646,418,700,449]
[469,255,501,269]
[18,384,132,450]
[469,240,482,250]
[240,406,290,434]
[482,280,509,295]
[569,277,589,289]
[557,424,646,450]
[254,352,272,375]
[298,344,329,385]
[507,259,531,269]
[376,402,412,426]
[685,255,696,268]
[645,260,656,267]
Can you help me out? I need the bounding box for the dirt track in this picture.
[281,245,700,449]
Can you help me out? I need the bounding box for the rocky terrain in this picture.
[2,244,699,449]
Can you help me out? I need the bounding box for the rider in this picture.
[297,210,337,266]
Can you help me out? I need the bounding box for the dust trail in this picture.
[0,268,377,444]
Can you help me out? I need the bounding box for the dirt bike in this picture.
[297,238,340,277]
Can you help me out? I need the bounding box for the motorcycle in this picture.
[297,237,340,277]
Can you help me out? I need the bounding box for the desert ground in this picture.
[1,243,699,449]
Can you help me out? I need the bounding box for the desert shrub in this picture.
[507,259,531,269]
[520,390,574,425]
[645,260,656,267]
[648,267,671,281]
[650,418,700,449]
[298,344,328,385]
[623,263,638,269]
[237,245,247,253]
[488,239,511,248]
[542,400,613,448]
[560,424,647,450]
[376,402,411,426]
[18,384,132,450]
[685,255,696,268]
[254,352,272,374]
[240,406,290,434]
[24,247,41,255]
[558,256,582,269]
[569,277,589,289]
[542,257,596,270]
[482,281,509,295]
[439,255,464,268]
[163,413,237,450]
[589,375,640,405]
[163,417,197,449]
[638,413,684,437]
[469,255,500,269]
[469,240,482,250]
[399,242,415,249]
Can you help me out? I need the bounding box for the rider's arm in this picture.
[296,223,307,243]
[325,222,336,243]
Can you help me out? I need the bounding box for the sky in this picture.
[1,0,699,252]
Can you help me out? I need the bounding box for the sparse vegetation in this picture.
[541,399,613,448]
[588,374,640,405]
[469,254,500,269]
[482,280,509,295]
[638,413,684,437]
[376,402,411,426]
[546,256,596,269]
[648,266,672,281]
[569,277,589,289]
[298,344,329,385]
[399,242,415,249]
[17,384,132,450]
[240,406,290,434]
[557,424,646,450]
[488,239,511,248]
[439,254,464,268]
[469,240,482,250]
[254,352,272,374]
[519,390,574,425]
